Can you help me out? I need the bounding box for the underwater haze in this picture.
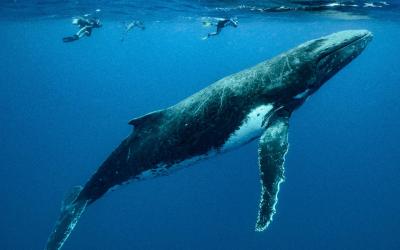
[1,0,400,249]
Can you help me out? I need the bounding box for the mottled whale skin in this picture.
[46,30,372,250]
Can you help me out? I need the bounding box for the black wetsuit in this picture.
[63,18,101,43]
[206,19,238,38]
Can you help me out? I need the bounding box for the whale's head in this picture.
[310,30,372,87]
[276,30,373,106]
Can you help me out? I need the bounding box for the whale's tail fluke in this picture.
[45,186,88,250]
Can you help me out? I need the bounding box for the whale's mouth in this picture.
[317,31,373,64]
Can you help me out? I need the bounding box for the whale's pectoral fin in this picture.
[255,115,289,232]
[45,186,88,250]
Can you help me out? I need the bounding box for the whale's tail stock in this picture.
[45,186,88,250]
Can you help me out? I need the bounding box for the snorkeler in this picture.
[63,17,102,43]
[126,20,145,31]
[120,20,145,42]
[202,18,238,40]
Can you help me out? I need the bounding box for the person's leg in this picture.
[216,26,223,34]
[85,28,92,37]
[202,23,221,40]
[202,31,217,40]
[76,27,92,38]
[76,27,87,38]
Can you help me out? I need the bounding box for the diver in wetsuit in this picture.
[126,20,145,31]
[120,20,145,42]
[63,17,102,43]
[203,18,238,40]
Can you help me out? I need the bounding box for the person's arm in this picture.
[229,20,238,27]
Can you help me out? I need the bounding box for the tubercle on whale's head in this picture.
[267,30,373,107]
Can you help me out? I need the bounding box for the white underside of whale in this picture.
[221,104,274,152]
[135,104,274,181]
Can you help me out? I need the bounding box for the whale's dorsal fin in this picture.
[255,114,289,232]
[128,110,164,127]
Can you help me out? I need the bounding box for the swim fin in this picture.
[45,186,88,250]
[62,35,79,43]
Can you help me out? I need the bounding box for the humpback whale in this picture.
[46,30,373,249]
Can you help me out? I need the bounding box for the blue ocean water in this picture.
[1,1,399,249]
